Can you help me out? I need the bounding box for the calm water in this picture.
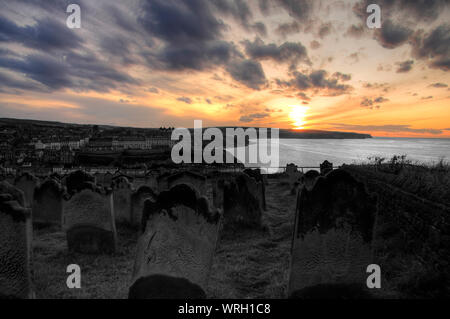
[239,137,450,170]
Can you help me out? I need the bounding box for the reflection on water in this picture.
[236,137,450,172]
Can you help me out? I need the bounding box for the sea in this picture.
[236,137,450,172]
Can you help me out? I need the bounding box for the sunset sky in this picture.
[0,0,449,137]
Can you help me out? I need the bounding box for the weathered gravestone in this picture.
[112,177,133,224]
[0,181,25,206]
[32,179,64,226]
[244,168,267,210]
[130,186,158,228]
[65,170,96,195]
[167,171,207,195]
[0,193,33,299]
[288,169,377,298]
[320,160,334,175]
[104,172,113,186]
[15,173,38,208]
[144,172,158,189]
[218,173,264,228]
[63,171,117,254]
[129,184,221,299]
[301,170,320,191]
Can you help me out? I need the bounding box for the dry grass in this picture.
[33,180,297,299]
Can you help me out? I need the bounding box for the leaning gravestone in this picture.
[301,170,320,190]
[129,184,221,299]
[0,193,33,299]
[32,179,64,226]
[130,186,158,228]
[63,171,116,254]
[167,171,207,195]
[220,173,263,228]
[112,177,133,224]
[15,173,38,208]
[288,169,377,298]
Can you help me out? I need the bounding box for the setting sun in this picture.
[289,105,310,129]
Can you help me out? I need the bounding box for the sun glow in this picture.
[289,105,309,129]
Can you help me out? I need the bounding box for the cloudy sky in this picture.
[0,0,449,137]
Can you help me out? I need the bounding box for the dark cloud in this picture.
[147,87,159,93]
[318,23,332,39]
[412,24,450,71]
[361,96,389,109]
[0,15,83,51]
[275,21,301,37]
[226,59,267,90]
[0,51,138,92]
[355,0,449,23]
[146,40,239,71]
[177,96,193,104]
[346,24,365,38]
[243,38,309,67]
[332,72,352,82]
[239,112,270,123]
[310,40,321,50]
[396,60,414,73]
[277,69,352,95]
[375,20,412,49]
[297,92,310,101]
[421,96,433,100]
[331,123,444,135]
[139,0,225,44]
[276,0,313,21]
[430,82,448,88]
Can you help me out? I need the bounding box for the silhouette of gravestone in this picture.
[66,170,96,195]
[167,171,207,195]
[288,169,377,298]
[244,169,267,210]
[301,170,320,190]
[156,172,172,192]
[112,177,133,224]
[0,181,25,206]
[320,160,333,175]
[104,172,113,186]
[129,184,221,299]
[63,171,116,254]
[32,179,64,226]
[0,194,33,299]
[130,186,158,228]
[15,173,38,208]
[220,173,263,228]
[144,172,158,189]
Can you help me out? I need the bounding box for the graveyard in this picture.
[1,161,449,299]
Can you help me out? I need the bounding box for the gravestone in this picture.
[63,171,116,254]
[0,194,33,299]
[129,184,221,299]
[144,172,158,189]
[220,173,264,228]
[130,186,158,228]
[15,173,38,208]
[32,179,64,226]
[112,177,133,224]
[288,169,377,298]
[244,169,267,210]
[156,172,172,192]
[301,170,320,190]
[320,160,334,175]
[104,172,113,186]
[0,181,25,206]
[65,170,96,195]
[94,172,104,185]
[167,171,207,195]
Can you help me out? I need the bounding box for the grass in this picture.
[33,180,296,299]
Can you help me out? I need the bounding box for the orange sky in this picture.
[0,0,449,137]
